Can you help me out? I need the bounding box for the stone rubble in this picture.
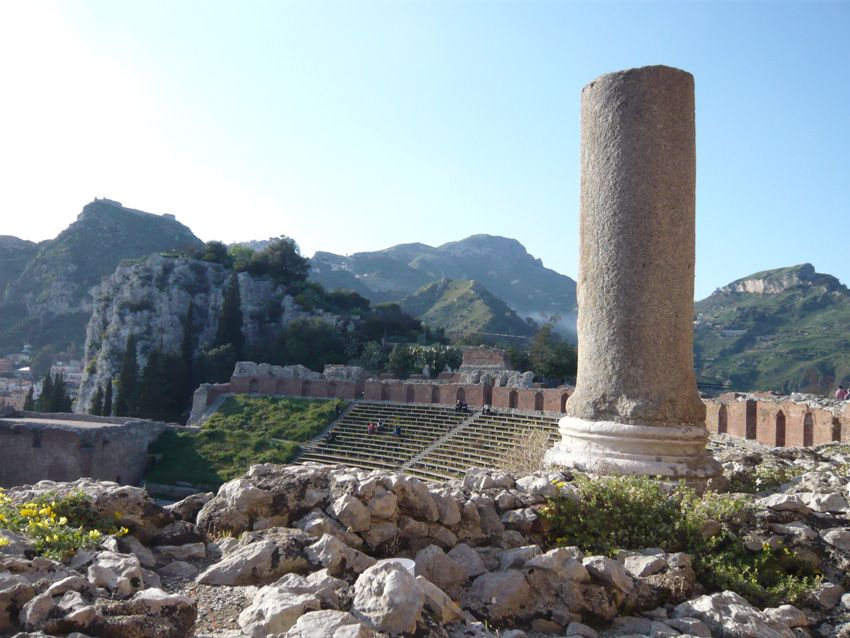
[4,437,850,637]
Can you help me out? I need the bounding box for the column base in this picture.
[544,416,722,480]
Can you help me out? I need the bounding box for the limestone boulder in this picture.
[305,534,376,576]
[117,535,156,568]
[0,571,36,631]
[351,561,424,634]
[429,489,462,526]
[821,528,850,551]
[363,521,399,550]
[415,576,464,623]
[163,492,214,522]
[499,545,541,571]
[465,570,535,623]
[283,610,376,638]
[525,548,590,582]
[151,521,204,547]
[237,583,322,637]
[388,475,439,522]
[87,551,144,597]
[583,556,633,594]
[196,528,312,586]
[196,478,273,534]
[293,509,364,548]
[673,590,795,638]
[367,488,398,520]
[414,545,468,597]
[328,495,371,533]
[447,543,489,579]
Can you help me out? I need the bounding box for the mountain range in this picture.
[3,200,850,394]
[309,235,578,335]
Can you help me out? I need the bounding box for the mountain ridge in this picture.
[694,263,850,394]
[309,234,577,336]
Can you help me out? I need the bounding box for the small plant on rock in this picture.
[541,473,820,607]
[0,488,128,560]
[727,462,806,494]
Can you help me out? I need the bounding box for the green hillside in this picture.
[401,278,536,341]
[694,263,850,394]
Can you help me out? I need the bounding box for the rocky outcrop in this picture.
[76,255,341,411]
[6,437,850,637]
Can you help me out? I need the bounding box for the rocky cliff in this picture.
[0,199,202,352]
[76,254,334,410]
[719,263,846,296]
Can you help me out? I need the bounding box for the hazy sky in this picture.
[1,0,847,299]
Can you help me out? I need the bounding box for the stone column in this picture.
[547,65,720,480]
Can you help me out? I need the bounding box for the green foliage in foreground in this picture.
[0,489,128,560]
[542,474,821,608]
[145,396,344,489]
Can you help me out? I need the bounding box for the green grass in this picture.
[145,396,345,490]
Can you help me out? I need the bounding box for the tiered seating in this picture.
[298,402,470,471]
[404,411,561,480]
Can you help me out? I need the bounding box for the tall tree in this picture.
[131,349,188,422]
[36,373,54,412]
[215,273,244,357]
[22,386,34,411]
[90,385,104,416]
[115,335,138,417]
[50,374,72,412]
[103,380,113,417]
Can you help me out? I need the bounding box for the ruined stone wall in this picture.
[0,416,167,488]
[703,396,845,448]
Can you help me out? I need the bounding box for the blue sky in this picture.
[0,0,847,299]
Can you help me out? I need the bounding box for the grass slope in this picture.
[694,264,850,393]
[145,396,344,489]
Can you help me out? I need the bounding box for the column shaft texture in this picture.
[566,65,704,427]
[548,65,720,482]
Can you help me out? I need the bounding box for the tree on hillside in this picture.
[197,344,239,385]
[241,237,309,290]
[36,373,72,413]
[50,374,73,412]
[35,373,53,412]
[215,273,244,357]
[270,319,346,372]
[90,385,104,416]
[115,335,138,417]
[528,322,577,383]
[23,386,34,411]
[131,349,189,422]
[388,344,418,379]
[193,240,233,268]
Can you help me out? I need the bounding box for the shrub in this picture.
[0,489,128,560]
[542,474,819,607]
[496,429,552,476]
